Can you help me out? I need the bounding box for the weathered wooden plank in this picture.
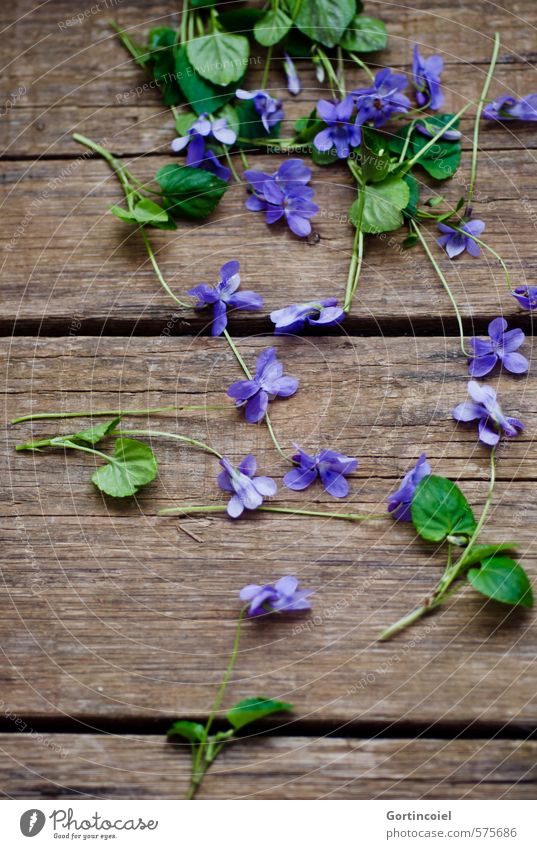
[2,337,536,721]
[1,1,537,156]
[0,734,536,799]
[2,151,537,330]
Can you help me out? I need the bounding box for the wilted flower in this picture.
[415,120,461,141]
[283,53,301,95]
[270,298,345,335]
[240,575,313,616]
[313,96,362,159]
[244,160,319,237]
[468,317,528,377]
[188,260,263,336]
[412,45,444,110]
[512,286,537,310]
[284,446,358,498]
[235,89,284,133]
[353,69,410,127]
[227,347,299,423]
[437,217,485,258]
[387,454,431,522]
[483,93,537,121]
[452,380,524,446]
[218,454,277,518]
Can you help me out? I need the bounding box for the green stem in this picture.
[239,149,250,170]
[11,405,226,425]
[337,46,346,96]
[189,609,246,799]
[180,0,189,45]
[159,504,388,521]
[223,147,242,183]
[344,161,365,313]
[348,53,374,82]
[51,439,113,463]
[399,103,473,175]
[72,133,132,197]
[140,228,190,308]
[468,32,501,205]
[397,117,420,165]
[112,429,223,459]
[379,449,496,641]
[315,47,344,97]
[411,221,471,357]
[222,330,290,463]
[449,225,512,291]
[261,45,273,89]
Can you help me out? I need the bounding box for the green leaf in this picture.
[341,15,387,52]
[155,164,228,220]
[71,418,121,446]
[254,7,293,46]
[310,145,338,166]
[219,8,264,34]
[294,112,325,144]
[295,0,356,48]
[145,28,183,106]
[189,0,217,7]
[388,115,462,181]
[216,103,240,137]
[361,127,390,183]
[92,437,158,498]
[167,720,205,743]
[468,557,533,608]
[349,175,409,234]
[173,110,197,136]
[186,32,249,87]
[175,46,240,116]
[411,475,477,544]
[109,201,177,231]
[226,697,293,731]
[460,542,519,570]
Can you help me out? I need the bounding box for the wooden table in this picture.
[1,0,537,799]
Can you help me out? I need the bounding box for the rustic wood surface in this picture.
[1,0,537,799]
[1,734,536,800]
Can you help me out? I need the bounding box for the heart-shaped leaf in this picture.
[341,15,387,52]
[411,475,477,544]
[349,175,409,233]
[186,33,249,87]
[295,0,356,48]
[92,437,158,498]
[468,557,533,607]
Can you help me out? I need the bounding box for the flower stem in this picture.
[140,227,190,308]
[180,0,189,45]
[468,32,501,205]
[188,608,246,800]
[72,133,132,196]
[378,449,496,640]
[11,405,226,425]
[448,225,512,291]
[348,53,374,82]
[261,45,273,89]
[112,429,223,459]
[399,103,473,175]
[222,330,290,463]
[159,504,388,521]
[315,47,345,97]
[344,160,365,313]
[411,221,472,357]
[223,147,242,184]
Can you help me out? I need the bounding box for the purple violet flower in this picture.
[270,298,345,335]
[313,96,362,159]
[437,217,485,258]
[412,45,444,110]
[240,575,313,616]
[188,260,263,337]
[483,94,537,122]
[353,69,410,128]
[468,317,528,377]
[236,88,284,133]
[227,347,299,424]
[244,160,319,238]
[512,286,537,310]
[452,380,524,446]
[218,454,277,518]
[284,446,358,498]
[170,114,237,182]
[283,53,301,96]
[387,453,431,522]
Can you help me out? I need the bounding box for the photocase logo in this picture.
[20,809,46,837]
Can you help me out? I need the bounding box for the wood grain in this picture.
[2,151,537,331]
[1,733,536,799]
[2,337,537,722]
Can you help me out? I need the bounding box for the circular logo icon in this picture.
[20,810,46,837]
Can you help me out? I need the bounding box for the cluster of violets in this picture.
[168,43,534,533]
